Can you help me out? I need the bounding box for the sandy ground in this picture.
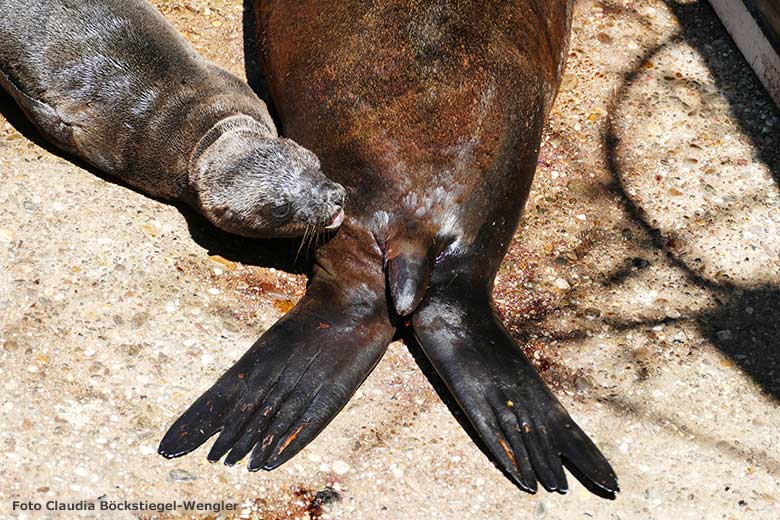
[1,1,779,519]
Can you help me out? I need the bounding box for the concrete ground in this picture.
[1,0,779,518]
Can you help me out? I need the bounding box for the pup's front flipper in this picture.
[159,228,395,469]
[412,283,619,496]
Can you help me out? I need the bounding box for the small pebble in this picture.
[168,469,197,482]
[716,330,732,341]
[390,463,403,479]
[332,460,350,475]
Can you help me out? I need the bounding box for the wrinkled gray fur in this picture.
[0,0,345,237]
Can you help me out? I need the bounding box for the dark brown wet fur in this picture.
[161,0,619,497]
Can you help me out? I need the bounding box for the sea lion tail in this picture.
[411,278,619,496]
[385,235,435,316]
[159,229,396,468]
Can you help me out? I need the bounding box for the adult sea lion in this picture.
[0,0,345,238]
[160,0,619,496]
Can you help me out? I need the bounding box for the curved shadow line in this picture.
[603,33,736,295]
[603,3,780,401]
[663,0,780,185]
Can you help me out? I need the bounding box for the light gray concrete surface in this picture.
[1,1,779,519]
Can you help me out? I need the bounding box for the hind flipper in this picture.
[412,286,619,496]
[159,277,395,465]
[159,225,396,468]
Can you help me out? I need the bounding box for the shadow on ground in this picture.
[601,0,780,398]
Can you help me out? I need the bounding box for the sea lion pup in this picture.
[0,0,345,237]
[160,0,619,496]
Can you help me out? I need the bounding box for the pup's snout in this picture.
[318,182,346,230]
[321,182,346,207]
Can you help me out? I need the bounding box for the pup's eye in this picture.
[271,202,292,220]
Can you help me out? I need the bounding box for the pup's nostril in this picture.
[323,183,345,203]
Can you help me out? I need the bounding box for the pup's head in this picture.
[192,133,345,238]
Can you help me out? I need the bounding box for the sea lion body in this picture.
[0,0,345,237]
[161,0,619,496]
